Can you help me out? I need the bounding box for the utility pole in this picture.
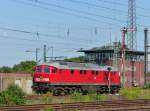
[51,46,54,61]
[121,27,136,87]
[144,28,148,86]
[43,45,47,63]
[26,48,40,64]
[36,48,40,64]
[121,27,128,87]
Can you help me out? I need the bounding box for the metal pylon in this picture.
[127,0,137,50]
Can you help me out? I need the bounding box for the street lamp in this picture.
[26,48,40,64]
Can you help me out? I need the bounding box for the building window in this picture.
[70,70,74,74]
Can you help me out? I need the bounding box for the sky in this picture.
[0,0,149,66]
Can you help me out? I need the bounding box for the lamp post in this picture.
[50,46,53,61]
[26,48,40,64]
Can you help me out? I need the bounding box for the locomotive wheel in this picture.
[111,87,119,94]
[82,90,88,95]
[35,90,42,94]
[64,87,71,95]
[53,87,66,96]
[53,89,59,96]
[99,87,105,94]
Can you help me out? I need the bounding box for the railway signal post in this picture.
[144,28,148,86]
[121,27,128,87]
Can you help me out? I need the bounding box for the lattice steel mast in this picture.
[127,0,137,50]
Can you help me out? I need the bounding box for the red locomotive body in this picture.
[32,61,121,95]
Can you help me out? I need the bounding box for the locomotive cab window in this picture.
[36,68,42,72]
[70,70,74,74]
[44,68,50,73]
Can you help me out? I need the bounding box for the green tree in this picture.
[0,66,12,73]
[12,61,36,74]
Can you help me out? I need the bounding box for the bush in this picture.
[144,82,150,88]
[0,84,26,105]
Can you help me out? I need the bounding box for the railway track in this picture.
[1,99,150,111]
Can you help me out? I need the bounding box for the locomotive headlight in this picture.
[35,78,40,81]
[44,78,49,81]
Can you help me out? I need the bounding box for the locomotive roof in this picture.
[40,61,118,71]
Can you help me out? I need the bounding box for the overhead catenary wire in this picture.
[0,35,88,53]
[10,0,123,26]
[97,0,150,12]
[0,27,104,48]
[66,0,150,19]
[24,0,126,23]
[5,0,148,43]
[11,0,150,29]
[0,26,101,44]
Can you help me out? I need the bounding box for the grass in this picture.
[26,87,150,105]
[26,92,108,104]
[119,87,150,100]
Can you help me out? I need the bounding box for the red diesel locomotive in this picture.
[32,61,121,95]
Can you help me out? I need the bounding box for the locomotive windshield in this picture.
[35,68,42,72]
[44,68,50,73]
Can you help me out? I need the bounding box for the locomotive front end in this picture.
[32,65,52,93]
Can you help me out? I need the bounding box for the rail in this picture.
[1,99,150,111]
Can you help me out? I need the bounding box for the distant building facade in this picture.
[80,44,144,87]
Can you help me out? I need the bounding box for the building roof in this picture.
[79,45,144,55]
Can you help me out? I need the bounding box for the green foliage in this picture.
[12,61,36,74]
[42,92,53,104]
[71,92,107,102]
[0,60,36,74]
[140,89,150,99]
[64,56,85,63]
[119,88,141,100]
[71,91,82,102]
[90,94,107,101]
[144,82,150,88]
[42,107,55,111]
[0,66,12,73]
[0,84,26,105]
